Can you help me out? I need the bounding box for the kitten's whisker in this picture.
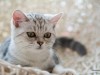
[21,44,33,49]
[15,41,24,44]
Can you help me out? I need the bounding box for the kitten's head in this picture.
[11,10,62,50]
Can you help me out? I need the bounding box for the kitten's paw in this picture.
[40,70,50,75]
[33,68,50,75]
[62,72,74,75]
[61,69,78,75]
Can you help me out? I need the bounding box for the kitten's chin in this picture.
[36,46,43,50]
[36,46,49,50]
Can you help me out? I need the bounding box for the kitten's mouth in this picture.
[37,46,42,50]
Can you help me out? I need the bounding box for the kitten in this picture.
[0,10,86,75]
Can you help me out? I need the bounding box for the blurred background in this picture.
[0,0,100,75]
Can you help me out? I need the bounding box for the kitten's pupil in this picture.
[44,32,51,38]
[27,32,36,38]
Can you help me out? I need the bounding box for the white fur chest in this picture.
[8,42,55,69]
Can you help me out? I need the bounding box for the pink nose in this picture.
[37,41,43,46]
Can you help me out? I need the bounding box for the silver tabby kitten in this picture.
[0,10,78,75]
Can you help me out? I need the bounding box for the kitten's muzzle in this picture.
[37,41,44,46]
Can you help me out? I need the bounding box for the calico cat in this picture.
[0,10,86,75]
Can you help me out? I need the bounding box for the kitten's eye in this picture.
[44,32,51,38]
[26,32,36,38]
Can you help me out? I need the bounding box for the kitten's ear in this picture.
[50,13,63,25]
[13,10,29,27]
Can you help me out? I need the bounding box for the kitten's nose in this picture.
[37,41,43,46]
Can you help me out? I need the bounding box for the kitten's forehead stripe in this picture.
[26,13,51,33]
[33,20,36,25]
[29,14,33,18]
[45,27,47,31]
[33,14,45,31]
[33,26,36,31]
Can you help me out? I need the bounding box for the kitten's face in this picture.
[11,10,62,50]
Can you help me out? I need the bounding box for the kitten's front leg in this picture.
[25,67,58,75]
[52,65,78,75]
